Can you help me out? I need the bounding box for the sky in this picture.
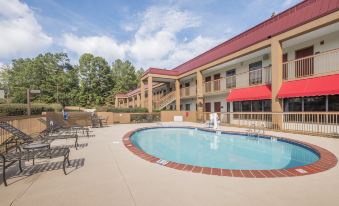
[0,0,301,69]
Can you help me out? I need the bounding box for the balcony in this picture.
[180,85,197,98]
[203,66,271,95]
[283,48,339,81]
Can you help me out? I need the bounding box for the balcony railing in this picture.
[180,85,197,98]
[203,66,271,94]
[283,48,339,81]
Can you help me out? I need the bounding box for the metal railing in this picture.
[283,48,339,80]
[153,91,176,110]
[203,66,271,94]
[180,85,197,98]
[201,112,339,137]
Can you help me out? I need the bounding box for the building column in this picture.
[140,81,145,108]
[115,97,119,108]
[147,76,153,113]
[137,94,141,107]
[271,38,283,129]
[175,79,180,111]
[132,96,135,107]
[196,71,204,121]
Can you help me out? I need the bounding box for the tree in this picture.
[78,53,113,106]
[5,53,78,104]
[0,64,11,103]
[111,59,140,97]
[0,52,144,107]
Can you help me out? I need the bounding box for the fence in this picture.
[202,112,339,137]
[1,111,338,146]
[0,115,47,145]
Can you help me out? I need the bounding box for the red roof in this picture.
[143,67,179,76]
[115,93,127,98]
[227,85,272,102]
[278,74,339,98]
[144,0,339,77]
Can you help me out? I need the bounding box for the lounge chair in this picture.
[0,122,71,186]
[0,121,79,149]
[1,145,70,186]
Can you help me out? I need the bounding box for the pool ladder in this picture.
[247,123,265,136]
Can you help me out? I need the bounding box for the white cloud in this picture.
[62,6,220,69]
[62,34,127,61]
[129,6,219,68]
[0,0,52,60]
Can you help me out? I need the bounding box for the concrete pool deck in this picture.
[1,122,339,206]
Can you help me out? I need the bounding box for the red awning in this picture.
[226,85,271,102]
[278,74,339,98]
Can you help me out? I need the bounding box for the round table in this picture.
[23,143,50,165]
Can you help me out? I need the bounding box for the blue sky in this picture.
[0,0,301,69]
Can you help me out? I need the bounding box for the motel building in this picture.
[115,0,339,134]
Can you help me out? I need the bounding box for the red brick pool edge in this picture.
[122,127,337,178]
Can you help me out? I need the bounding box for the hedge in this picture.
[96,106,149,113]
[0,103,62,116]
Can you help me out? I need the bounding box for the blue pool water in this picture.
[130,127,320,170]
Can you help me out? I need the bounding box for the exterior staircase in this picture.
[154,91,176,110]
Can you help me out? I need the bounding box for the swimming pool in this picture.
[123,127,337,177]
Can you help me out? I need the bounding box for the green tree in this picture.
[78,53,113,106]
[5,53,78,104]
[111,59,140,97]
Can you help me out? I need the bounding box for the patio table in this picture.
[23,143,51,165]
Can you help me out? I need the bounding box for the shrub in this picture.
[96,106,149,113]
[0,103,62,116]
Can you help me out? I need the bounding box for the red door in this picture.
[205,103,211,112]
[295,46,314,77]
[214,102,221,112]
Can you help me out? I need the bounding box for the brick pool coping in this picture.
[122,126,337,178]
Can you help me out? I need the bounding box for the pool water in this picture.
[130,127,320,170]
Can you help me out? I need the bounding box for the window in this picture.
[241,101,251,112]
[304,96,326,111]
[284,98,302,112]
[249,61,262,85]
[185,104,191,111]
[329,95,339,111]
[263,100,272,112]
[184,82,190,87]
[233,102,241,112]
[252,100,262,112]
[226,69,236,88]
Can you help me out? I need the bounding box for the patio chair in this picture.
[0,121,79,149]
[101,116,108,125]
[41,117,92,138]
[1,144,70,186]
